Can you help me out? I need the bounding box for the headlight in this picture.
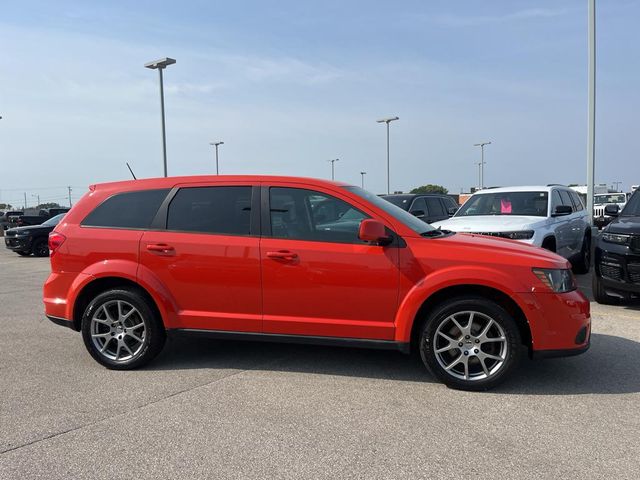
[602,232,631,245]
[502,230,534,240]
[532,268,576,293]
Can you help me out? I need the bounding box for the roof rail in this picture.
[546,183,565,187]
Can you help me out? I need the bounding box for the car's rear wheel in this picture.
[32,239,49,257]
[419,296,522,391]
[81,288,166,369]
[592,273,619,305]
[16,250,31,256]
[572,233,591,274]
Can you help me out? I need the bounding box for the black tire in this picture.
[541,237,556,253]
[592,273,619,305]
[32,239,49,257]
[419,296,522,391]
[81,288,166,370]
[572,233,591,274]
[16,250,31,256]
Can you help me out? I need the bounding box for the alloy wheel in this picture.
[433,310,508,381]
[90,300,147,362]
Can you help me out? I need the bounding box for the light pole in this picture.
[360,171,367,189]
[145,57,176,177]
[31,194,40,207]
[473,141,491,189]
[327,159,339,180]
[377,116,399,195]
[475,162,483,190]
[587,0,596,224]
[210,141,224,174]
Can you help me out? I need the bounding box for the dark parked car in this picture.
[1,211,24,230]
[16,207,70,227]
[381,194,458,224]
[593,190,640,303]
[4,213,66,257]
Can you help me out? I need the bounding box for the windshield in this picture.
[594,194,626,205]
[344,186,435,234]
[41,213,65,227]
[621,191,640,216]
[456,191,548,217]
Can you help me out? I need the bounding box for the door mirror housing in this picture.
[604,204,620,217]
[552,205,572,217]
[447,207,458,216]
[358,219,391,245]
[410,210,425,218]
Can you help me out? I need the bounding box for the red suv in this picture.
[44,176,590,390]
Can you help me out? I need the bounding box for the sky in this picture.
[1,0,639,207]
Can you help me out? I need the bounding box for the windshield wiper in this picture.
[420,228,450,237]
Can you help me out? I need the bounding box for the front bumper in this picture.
[522,289,591,355]
[4,235,32,252]
[594,244,640,297]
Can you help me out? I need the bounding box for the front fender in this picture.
[394,265,533,343]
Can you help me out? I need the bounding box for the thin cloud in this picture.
[433,8,570,27]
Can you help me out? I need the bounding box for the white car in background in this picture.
[432,185,592,273]
[593,193,627,229]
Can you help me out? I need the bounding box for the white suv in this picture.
[432,185,591,273]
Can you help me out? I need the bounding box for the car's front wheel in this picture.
[419,296,522,391]
[592,273,619,305]
[572,233,591,274]
[81,288,166,369]
[32,239,49,257]
[16,250,31,256]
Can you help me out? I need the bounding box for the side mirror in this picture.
[604,204,620,217]
[448,207,458,216]
[552,205,572,217]
[411,210,425,218]
[358,219,391,245]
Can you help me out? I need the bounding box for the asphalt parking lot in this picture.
[1,247,639,479]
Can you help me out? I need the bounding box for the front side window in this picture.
[82,189,169,229]
[270,187,368,243]
[167,186,252,235]
[425,197,446,216]
[456,191,549,217]
[558,190,575,211]
[569,191,584,211]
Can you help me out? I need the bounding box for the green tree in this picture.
[37,202,63,209]
[0,203,13,210]
[410,184,448,195]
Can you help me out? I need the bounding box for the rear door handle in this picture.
[146,243,175,255]
[266,250,298,260]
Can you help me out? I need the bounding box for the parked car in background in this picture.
[593,193,627,229]
[432,185,591,273]
[4,213,66,256]
[1,211,24,230]
[381,193,458,224]
[17,207,70,227]
[43,175,590,391]
[592,190,640,304]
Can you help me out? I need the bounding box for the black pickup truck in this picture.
[16,208,70,227]
[4,213,66,257]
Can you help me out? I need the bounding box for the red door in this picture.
[138,184,262,332]
[260,184,400,340]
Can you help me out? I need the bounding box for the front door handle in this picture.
[146,243,176,255]
[266,250,298,261]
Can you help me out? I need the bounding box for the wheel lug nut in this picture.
[463,351,469,356]
[474,349,479,354]
[458,342,463,347]
[475,339,480,343]
[465,335,470,339]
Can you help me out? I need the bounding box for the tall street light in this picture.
[360,171,367,189]
[377,116,399,195]
[328,158,339,180]
[586,0,596,225]
[210,141,224,175]
[473,141,491,189]
[145,57,176,177]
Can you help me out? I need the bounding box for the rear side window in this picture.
[425,197,446,216]
[82,189,169,229]
[167,186,252,235]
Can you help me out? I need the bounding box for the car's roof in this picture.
[381,193,449,198]
[91,175,352,191]
[472,185,567,194]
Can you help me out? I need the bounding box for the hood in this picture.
[6,224,54,235]
[606,216,640,235]
[432,215,545,232]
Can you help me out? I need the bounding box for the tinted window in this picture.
[409,198,427,216]
[621,191,640,216]
[41,213,65,227]
[443,197,458,209]
[167,186,251,235]
[270,187,368,243]
[82,189,169,229]
[425,197,446,216]
[569,191,584,211]
[558,190,574,211]
[456,192,549,217]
